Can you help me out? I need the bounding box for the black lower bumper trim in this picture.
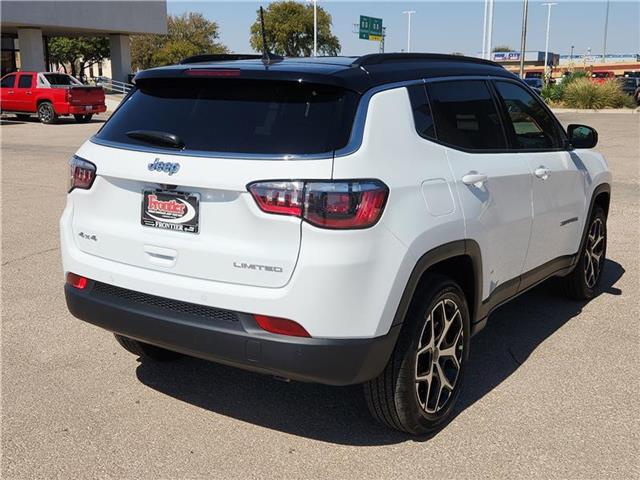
[65,283,400,386]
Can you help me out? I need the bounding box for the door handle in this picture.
[534,167,551,180]
[462,172,488,186]
[25,91,32,95]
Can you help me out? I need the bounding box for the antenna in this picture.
[259,6,283,65]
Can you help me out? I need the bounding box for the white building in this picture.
[1,1,167,82]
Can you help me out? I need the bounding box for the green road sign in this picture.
[359,15,383,41]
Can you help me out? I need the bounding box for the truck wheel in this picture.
[73,114,93,123]
[561,206,607,300]
[114,334,182,361]
[37,102,58,124]
[364,274,470,435]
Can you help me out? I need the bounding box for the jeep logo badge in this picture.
[148,159,180,176]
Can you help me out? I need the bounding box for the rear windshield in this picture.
[96,78,360,156]
[44,74,81,86]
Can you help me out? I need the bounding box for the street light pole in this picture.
[602,0,610,62]
[518,0,529,78]
[402,10,416,53]
[542,3,557,81]
[482,0,489,59]
[313,0,317,57]
[486,0,495,60]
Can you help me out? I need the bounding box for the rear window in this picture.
[96,78,360,155]
[43,74,81,86]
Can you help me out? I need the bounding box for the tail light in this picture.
[254,315,310,337]
[69,156,96,192]
[248,180,388,229]
[66,272,88,289]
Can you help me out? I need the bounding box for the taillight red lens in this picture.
[69,156,96,192]
[304,181,388,229]
[254,315,311,338]
[248,181,304,216]
[248,180,388,229]
[66,272,88,289]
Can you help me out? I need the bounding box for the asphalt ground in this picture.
[1,111,638,479]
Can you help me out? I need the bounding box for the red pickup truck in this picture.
[0,71,106,124]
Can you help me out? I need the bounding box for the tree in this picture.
[48,37,109,79]
[492,45,513,52]
[249,1,340,57]
[131,13,228,70]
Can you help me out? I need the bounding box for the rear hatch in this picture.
[71,75,359,288]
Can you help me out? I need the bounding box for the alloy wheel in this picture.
[415,298,464,414]
[584,217,605,288]
[39,104,52,123]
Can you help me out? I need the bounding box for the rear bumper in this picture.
[66,104,107,115]
[65,281,401,386]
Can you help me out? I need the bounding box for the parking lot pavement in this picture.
[1,112,638,479]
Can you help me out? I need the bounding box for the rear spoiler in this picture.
[134,65,369,93]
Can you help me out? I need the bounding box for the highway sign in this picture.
[359,15,383,41]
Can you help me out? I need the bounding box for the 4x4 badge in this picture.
[148,159,180,176]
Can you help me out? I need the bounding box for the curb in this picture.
[552,108,639,114]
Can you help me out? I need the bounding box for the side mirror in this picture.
[567,124,598,149]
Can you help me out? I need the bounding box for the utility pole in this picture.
[542,3,557,82]
[602,0,610,62]
[402,10,416,53]
[518,0,529,78]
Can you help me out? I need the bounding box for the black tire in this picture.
[364,274,471,435]
[74,114,93,123]
[37,102,57,124]
[114,334,181,361]
[16,113,31,121]
[561,206,607,300]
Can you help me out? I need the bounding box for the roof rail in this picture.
[179,54,263,65]
[351,53,499,68]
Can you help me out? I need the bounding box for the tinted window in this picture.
[1,74,15,88]
[427,80,506,150]
[494,81,562,150]
[18,74,33,88]
[407,84,436,140]
[43,74,80,86]
[96,78,359,155]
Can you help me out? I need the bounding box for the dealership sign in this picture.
[493,52,521,61]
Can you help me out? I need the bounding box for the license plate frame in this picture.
[141,190,200,234]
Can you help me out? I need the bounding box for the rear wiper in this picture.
[126,130,185,149]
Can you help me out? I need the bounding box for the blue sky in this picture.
[167,1,639,57]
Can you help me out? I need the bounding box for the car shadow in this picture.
[135,259,624,446]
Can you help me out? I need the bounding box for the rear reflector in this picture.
[254,315,311,338]
[66,272,88,289]
[248,180,388,229]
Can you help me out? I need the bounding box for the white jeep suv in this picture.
[61,53,611,435]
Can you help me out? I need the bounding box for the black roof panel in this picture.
[135,53,516,93]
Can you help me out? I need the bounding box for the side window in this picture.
[426,80,506,150]
[494,81,562,150]
[1,74,16,88]
[18,74,34,89]
[407,84,436,140]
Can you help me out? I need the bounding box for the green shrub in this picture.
[541,83,563,103]
[562,78,634,109]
